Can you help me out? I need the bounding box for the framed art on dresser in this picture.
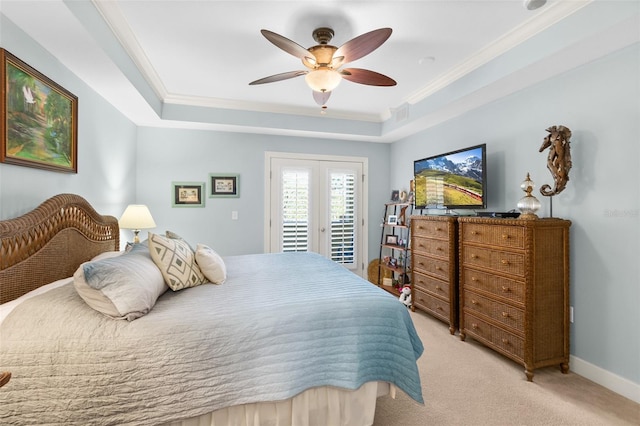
[0,49,78,173]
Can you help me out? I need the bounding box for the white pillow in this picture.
[148,233,206,291]
[74,243,168,321]
[195,244,227,284]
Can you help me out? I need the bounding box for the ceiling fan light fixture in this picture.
[305,69,342,93]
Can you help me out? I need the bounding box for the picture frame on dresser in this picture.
[0,49,78,173]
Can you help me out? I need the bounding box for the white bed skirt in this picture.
[163,382,391,426]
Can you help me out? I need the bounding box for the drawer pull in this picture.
[501,259,509,265]
[471,231,478,235]
[471,276,478,282]
[436,247,443,251]
[502,312,509,318]
[502,338,510,345]
[435,266,442,271]
[471,299,478,305]
[435,227,442,231]
[435,285,441,291]
[472,323,478,329]
[437,306,444,311]
[471,254,478,259]
[502,234,509,240]
[502,286,510,292]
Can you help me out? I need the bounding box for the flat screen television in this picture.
[413,143,487,210]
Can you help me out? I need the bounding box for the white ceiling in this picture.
[1,0,637,142]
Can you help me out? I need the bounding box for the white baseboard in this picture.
[570,355,640,404]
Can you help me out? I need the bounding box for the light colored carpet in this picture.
[374,310,640,425]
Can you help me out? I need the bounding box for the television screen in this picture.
[413,143,487,210]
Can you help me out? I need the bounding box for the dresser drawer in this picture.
[461,223,525,249]
[463,290,524,333]
[414,288,450,323]
[462,246,525,277]
[461,268,524,305]
[412,220,450,239]
[412,236,450,258]
[463,313,524,361]
[413,254,450,280]
[413,271,450,300]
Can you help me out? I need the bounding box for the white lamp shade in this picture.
[305,69,342,93]
[118,205,156,230]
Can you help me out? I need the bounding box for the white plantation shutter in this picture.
[329,171,356,266]
[281,169,309,252]
[267,153,366,277]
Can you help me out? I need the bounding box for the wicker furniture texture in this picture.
[0,193,119,304]
[410,215,458,334]
[457,217,571,381]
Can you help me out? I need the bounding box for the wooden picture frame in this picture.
[1,49,78,173]
[385,234,398,246]
[387,214,398,225]
[172,182,205,207]
[209,174,239,198]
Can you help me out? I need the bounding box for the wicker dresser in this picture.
[411,215,458,334]
[457,217,571,381]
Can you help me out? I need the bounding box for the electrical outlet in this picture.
[231,211,238,220]
[570,306,574,323]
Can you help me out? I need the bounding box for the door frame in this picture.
[264,151,369,276]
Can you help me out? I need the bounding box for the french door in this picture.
[265,153,367,277]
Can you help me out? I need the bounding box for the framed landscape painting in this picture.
[1,49,78,173]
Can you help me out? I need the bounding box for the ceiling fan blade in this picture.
[261,29,313,60]
[313,90,331,106]
[341,68,397,86]
[334,28,392,64]
[249,70,308,85]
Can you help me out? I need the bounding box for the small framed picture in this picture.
[172,182,205,207]
[209,174,239,198]
[385,234,398,245]
[389,257,398,268]
[390,190,400,202]
[387,215,398,225]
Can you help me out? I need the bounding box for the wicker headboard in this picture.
[0,194,119,304]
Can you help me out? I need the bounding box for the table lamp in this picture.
[118,204,156,243]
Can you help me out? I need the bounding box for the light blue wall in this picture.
[0,15,138,225]
[391,44,640,385]
[2,6,638,396]
[135,127,390,259]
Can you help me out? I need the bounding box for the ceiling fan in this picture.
[249,27,397,109]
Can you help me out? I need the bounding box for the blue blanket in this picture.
[0,252,423,425]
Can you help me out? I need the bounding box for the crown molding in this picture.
[404,0,592,105]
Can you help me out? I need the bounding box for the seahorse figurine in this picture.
[539,125,572,196]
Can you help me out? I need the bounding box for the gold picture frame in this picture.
[1,49,78,173]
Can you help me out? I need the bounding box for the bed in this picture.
[0,194,423,425]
